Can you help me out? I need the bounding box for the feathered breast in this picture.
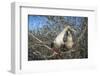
[65,31,74,49]
[51,27,68,48]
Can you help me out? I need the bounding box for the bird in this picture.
[51,26,70,49]
[51,25,72,55]
[50,25,76,58]
[64,30,74,50]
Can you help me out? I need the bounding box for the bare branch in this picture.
[77,26,87,43]
[29,32,59,54]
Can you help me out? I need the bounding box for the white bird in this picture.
[51,26,70,49]
[51,25,75,51]
[65,30,74,49]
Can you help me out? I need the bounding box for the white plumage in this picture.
[65,30,74,49]
[52,26,70,48]
[51,25,75,50]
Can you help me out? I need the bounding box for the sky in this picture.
[28,15,87,31]
[28,15,48,31]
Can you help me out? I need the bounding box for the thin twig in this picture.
[77,26,87,43]
[29,32,51,50]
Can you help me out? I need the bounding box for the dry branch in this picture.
[77,26,87,43]
[29,32,51,50]
[29,32,59,58]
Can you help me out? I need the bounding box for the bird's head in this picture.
[66,29,71,36]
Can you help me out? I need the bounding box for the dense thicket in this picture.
[28,16,88,61]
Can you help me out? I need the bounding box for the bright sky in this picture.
[28,15,48,31]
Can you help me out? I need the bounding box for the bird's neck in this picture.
[55,27,68,41]
[58,28,68,37]
[67,35,73,42]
